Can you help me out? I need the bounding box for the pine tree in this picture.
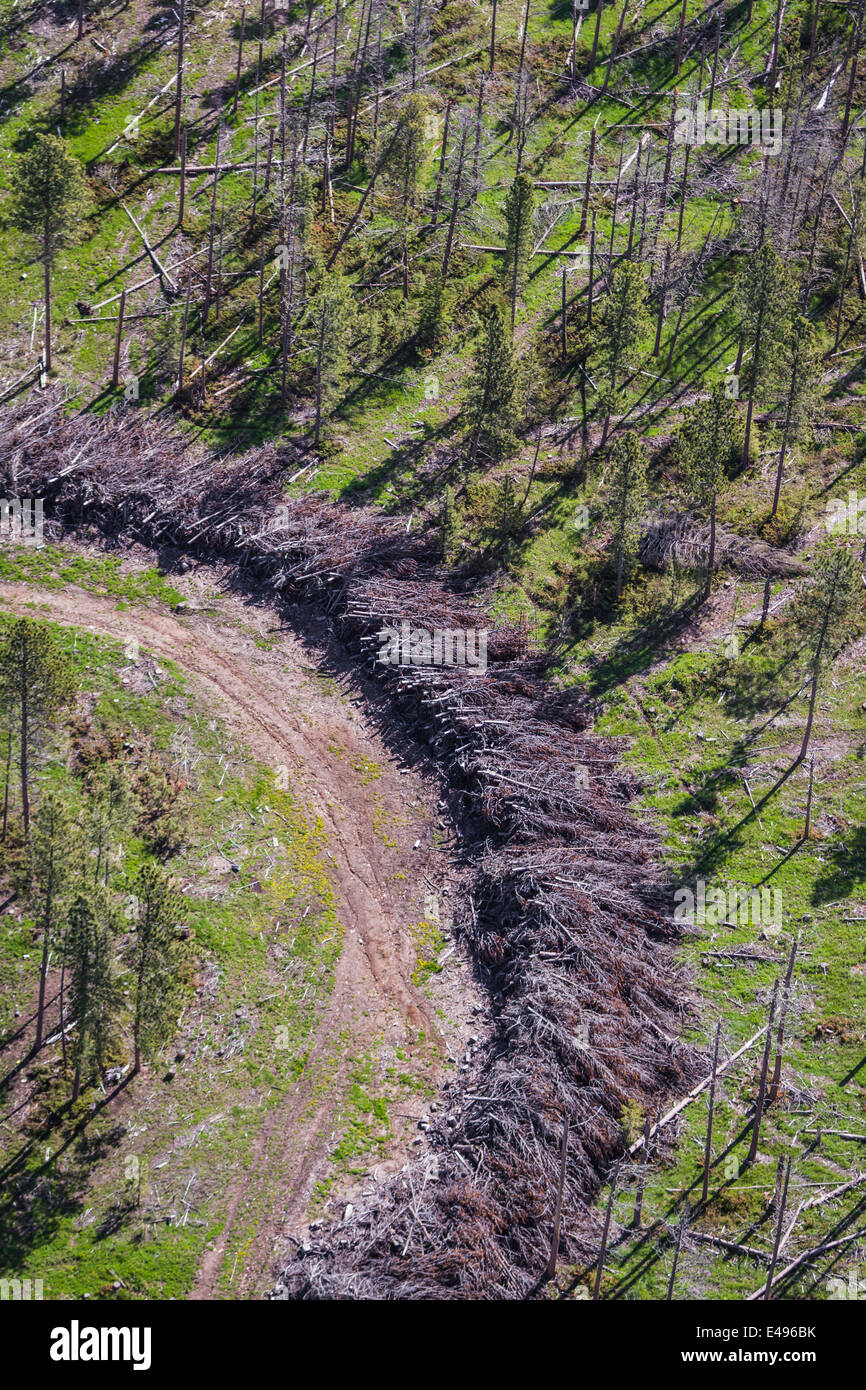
[494,474,522,548]
[0,619,76,836]
[8,133,89,373]
[129,863,187,1075]
[736,244,791,468]
[30,790,78,1051]
[86,765,132,886]
[675,383,738,601]
[609,432,648,599]
[309,272,356,446]
[67,885,120,1100]
[597,261,650,448]
[418,271,452,350]
[384,94,429,299]
[793,546,861,767]
[502,173,535,328]
[465,304,521,467]
[770,314,822,519]
[440,485,459,560]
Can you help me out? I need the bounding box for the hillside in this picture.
[0,0,864,1312]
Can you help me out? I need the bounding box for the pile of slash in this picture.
[2,397,701,1299]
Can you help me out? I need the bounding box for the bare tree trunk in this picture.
[544,1119,569,1281]
[111,290,126,389]
[747,980,779,1164]
[579,125,596,234]
[807,0,819,76]
[592,1161,620,1299]
[708,11,722,109]
[232,5,247,116]
[202,121,223,322]
[674,0,687,76]
[704,492,716,601]
[587,208,596,326]
[440,128,468,284]
[432,98,452,225]
[601,0,628,95]
[178,127,187,227]
[590,0,604,70]
[561,265,567,359]
[653,245,670,356]
[764,1156,792,1299]
[173,0,185,159]
[42,242,52,376]
[19,660,30,836]
[769,935,799,1103]
[1,701,12,842]
[701,1021,721,1203]
[177,277,192,393]
[314,303,326,446]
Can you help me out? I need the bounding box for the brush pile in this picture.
[641,512,807,579]
[2,395,701,1299]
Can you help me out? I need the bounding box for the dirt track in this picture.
[0,566,474,1299]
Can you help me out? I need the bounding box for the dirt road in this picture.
[0,565,474,1298]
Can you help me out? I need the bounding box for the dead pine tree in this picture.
[301,28,321,165]
[511,0,531,138]
[490,0,498,73]
[747,979,779,1165]
[431,98,452,225]
[590,0,605,71]
[178,128,187,228]
[579,123,597,235]
[769,935,799,1105]
[803,760,815,841]
[471,71,486,195]
[601,0,629,97]
[807,0,820,76]
[439,124,469,284]
[666,1211,688,1300]
[701,1020,722,1204]
[758,576,772,632]
[561,264,568,359]
[111,290,126,391]
[764,1156,792,1300]
[177,277,192,395]
[232,5,247,117]
[173,0,185,159]
[587,206,596,327]
[653,244,671,356]
[258,245,265,345]
[592,1160,620,1299]
[708,11,722,109]
[674,0,687,77]
[544,1118,570,1282]
[202,121,223,323]
[631,1112,655,1229]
